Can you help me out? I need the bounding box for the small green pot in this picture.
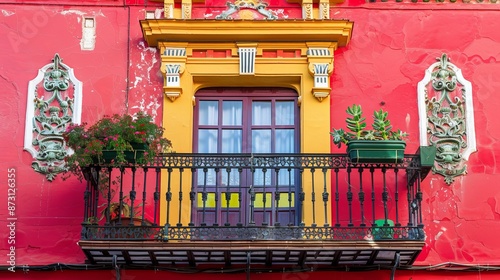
[347,140,406,164]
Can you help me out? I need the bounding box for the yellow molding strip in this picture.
[140,19,353,47]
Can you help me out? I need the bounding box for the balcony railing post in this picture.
[141,167,148,226]
[358,167,365,227]
[299,168,305,227]
[287,167,293,226]
[381,167,389,226]
[153,167,160,226]
[394,168,400,227]
[165,167,173,226]
[262,167,268,226]
[129,167,137,221]
[105,167,113,225]
[322,168,329,227]
[177,168,184,227]
[116,167,125,225]
[224,167,231,227]
[274,168,280,227]
[334,168,340,227]
[370,167,375,226]
[189,167,196,226]
[214,167,220,226]
[237,167,243,227]
[347,166,353,227]
[201,167,208,226]
[310,168,316,227]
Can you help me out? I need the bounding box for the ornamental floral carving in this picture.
[215,0,277,19]
[24,54,82,181]
[417,54,476,184]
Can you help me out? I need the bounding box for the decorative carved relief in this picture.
[182,2,192,19]
[418,54,477,184]
[215,0,277,19]
[24,54,82,181]
[164,1,174,18]
[303,3,313,19]
[319,2,330,19]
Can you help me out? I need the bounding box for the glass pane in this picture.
[199,101,218,125]
[276,129,294,153]
[252,130,271,153]
[277,167,295,186]
[222,130,242,153]
[198,129,217,185]
[254,168,271,186]
[252,101,271,125]
[197,167,217,186]
[221,168,240,187]
[222,129,242,186]
[223,101,242,125]
[276,101,294,125]
[198,129,218,153]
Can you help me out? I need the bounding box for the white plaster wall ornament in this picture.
[24,54,83,181]
[417,54,476,184]
[215,0,277,19]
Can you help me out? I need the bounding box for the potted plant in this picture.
[99,196,148,226]
[63,112,172,179]
[331,104,407,163]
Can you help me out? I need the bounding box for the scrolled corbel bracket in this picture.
[307,46,334,102]
[160,46,187,102]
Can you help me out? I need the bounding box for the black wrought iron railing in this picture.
[81,152,430,242]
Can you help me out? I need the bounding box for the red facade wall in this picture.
[1,0,500,277]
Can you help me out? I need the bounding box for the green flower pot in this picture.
[101,142,148,164]
[347,140,406,164]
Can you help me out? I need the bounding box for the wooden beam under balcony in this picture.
[79,239,424,268]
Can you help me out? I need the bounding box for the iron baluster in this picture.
[370,167,376,226]
[347,166,353,227]
[382,167,389,226]
[358,167,365,227]
[287,167,293,226]
[274,168,280,226]
[166,167,172,226]
[322,168,329,227]
[177,168,184,227]
[116,168,125,225]
[237,167,243,227]
[249,154,255,226]
[394,168,400,226]
[225,167,231,226]
[129,167,137,222]
[153,167,160,226]
[141,167,148,226]
[334,168,340,227]
[310,168,316,227]
[201,167,208,226]
[299,168,305,227]
[105,167,112,225]
[189,167,196,226]
[262,167,268,226]
[214,167,220,226]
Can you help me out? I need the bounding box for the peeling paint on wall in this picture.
[1,9,15,16]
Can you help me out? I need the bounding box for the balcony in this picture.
[78,151,431,269]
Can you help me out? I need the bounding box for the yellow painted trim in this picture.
[140,19,353,47]
[142,19,354,227]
